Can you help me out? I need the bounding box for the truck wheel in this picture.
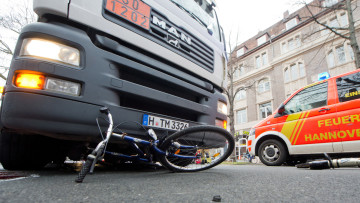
[258,139,287,166]
[0,131,52,170]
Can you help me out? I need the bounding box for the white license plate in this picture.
[142,114,189,131]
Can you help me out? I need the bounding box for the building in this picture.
[229,0,359,135]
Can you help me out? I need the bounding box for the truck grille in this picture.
[102,7,214,72]
[149,11,214,72]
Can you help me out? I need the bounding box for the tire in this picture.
[258,139,287,166]
[0,131,52,170]
[159,125,235,172]
[251,156,259,164]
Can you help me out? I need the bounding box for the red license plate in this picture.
[105,0,151,30]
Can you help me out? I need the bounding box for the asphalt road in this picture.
[0,163,359,203]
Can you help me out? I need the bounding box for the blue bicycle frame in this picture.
[103,132,198,163]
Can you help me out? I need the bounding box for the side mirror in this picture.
[274,103,286,118]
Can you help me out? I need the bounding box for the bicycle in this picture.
[75,107,235,183]
[243,152,259,164]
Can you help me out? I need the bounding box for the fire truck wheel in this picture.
[258,139,287,166]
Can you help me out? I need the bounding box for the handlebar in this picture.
[99,106,110,115]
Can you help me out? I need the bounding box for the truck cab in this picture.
[0,0,228,170]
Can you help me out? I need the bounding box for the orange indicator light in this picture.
[15,73,45,89]
[223,120,227,129]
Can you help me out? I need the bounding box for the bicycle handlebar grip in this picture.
[99,106,110,115]
[75,155,95,183]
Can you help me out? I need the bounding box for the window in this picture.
[286,18,297,30]
[329,17,339,28]
[255,52,268,68]
[290,64,298,80]
[235,89,246,101]
[239,64,245,76]
[236,109,247,124]
[258,78,270,93]
[321,22,330,35]
[339,13,348,27]
[323,0,338,7]
[284,62,306,83]
[282,42,287,53]
[327,43,353,68]
[295,36,301,47]
[288,39,295,51]
[299,63,305,78]
[328,50,335,67]
[284,82,328,114]
[262,52,268,66]
[336,45,346,64]
[282,35,301,53]
[337,72,360,102]
[257,35,267,46]
[284,67,290,82]
[259,102,272,119]
[255,56,261,68]
[348,44,354,61]
[234,64,245,79]
[234,68,240,78]
[237,48,245,57]
[321,12,348,35]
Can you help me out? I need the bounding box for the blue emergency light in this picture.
[318,72,330,81]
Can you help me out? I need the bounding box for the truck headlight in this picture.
[217,101,227,115]
[20,38,80,66]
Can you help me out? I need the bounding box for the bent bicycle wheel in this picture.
[159,125,235,172]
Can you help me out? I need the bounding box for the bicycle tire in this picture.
[75,155,95,183]
[159,125,235,172]
[251,157,259,164]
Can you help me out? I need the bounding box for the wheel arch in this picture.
[254,132,291,157]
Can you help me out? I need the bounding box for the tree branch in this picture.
[304,3,350,40]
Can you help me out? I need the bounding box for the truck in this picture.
[0,0,228,170]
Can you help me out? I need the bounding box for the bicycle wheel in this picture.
[159,125,234,172]
[251,156,259,164]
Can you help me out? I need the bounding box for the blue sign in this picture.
[318,72,330,81]
[142,114,149,126]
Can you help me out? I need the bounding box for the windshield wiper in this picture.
[170,0,208,28]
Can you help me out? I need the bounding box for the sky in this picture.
[216,0,312,47]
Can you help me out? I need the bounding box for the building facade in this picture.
[229,0,359,134]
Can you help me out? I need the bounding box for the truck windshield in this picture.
[170,0,221,41]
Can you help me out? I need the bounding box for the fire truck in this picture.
[248,69,360,166]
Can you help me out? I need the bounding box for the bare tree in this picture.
[0,0,35,80]
[223,31,256,137]
[301,0,360,68]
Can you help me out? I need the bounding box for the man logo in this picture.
[167,35,180,48]
[152,16,192,46]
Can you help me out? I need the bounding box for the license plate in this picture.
[142,114,189,131]
[105,0,151,30]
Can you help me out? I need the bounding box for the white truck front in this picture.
[0,0,228,170]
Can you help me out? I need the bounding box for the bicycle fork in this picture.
[88,107,114,173]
